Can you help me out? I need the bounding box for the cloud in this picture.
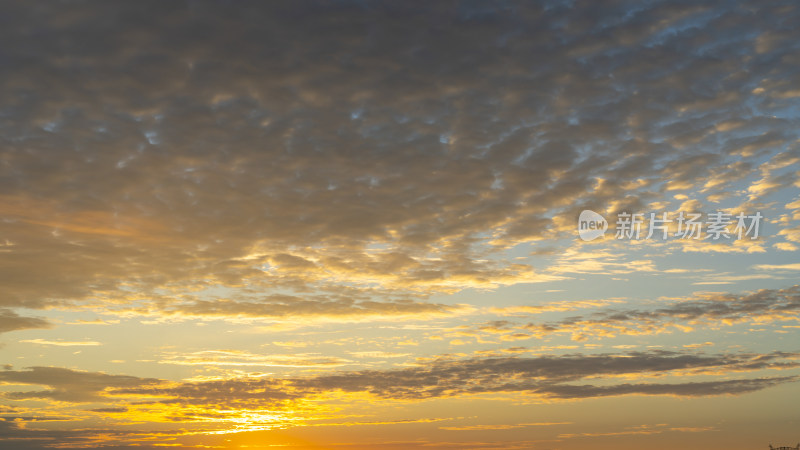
[154,295,471,323]
[157,350,352,368]
[518,286,800,340]
[440,422,571,431]
[0,309,51,335]
[546,248,658,275]
[0,420,195,450]
[348,351,411,359]
[3,350,797,444]
[754,263,800,271]
[539,377,795,399]
[0,366,160,403]
[19,339,101,346]
[1,1,799,448]
[0,0,797,317]
[691,272,782,285]
[490,299,625,316]
[558,423,716,439]
[88,407,128,413]
[116,350,798,407]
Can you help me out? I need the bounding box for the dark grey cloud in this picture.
[8,351,786,408]
[0,309,51,334]
[115,350,798,407]
[0,366,161,403]
[539,377,795,399]
[0,419,191,450]
[0,0,798,313]
[520,285,800,340]
[88,407,128,413]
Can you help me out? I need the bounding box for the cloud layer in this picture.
[0,0,798,318]
[3,350,795,419]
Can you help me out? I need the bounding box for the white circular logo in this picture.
[578,210,608,241]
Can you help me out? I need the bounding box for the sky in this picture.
[0,0,799,449]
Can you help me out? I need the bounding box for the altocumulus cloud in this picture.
[475,285,800,341]
[3,351,795,406]
[0,0,799,322]
[110,350,798,407]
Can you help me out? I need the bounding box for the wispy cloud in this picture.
[19,339,101,347]
[754,263,800,271]
[440,422,571,431]
[518,286,800,341]
[157,350,352,368]
[559,423,715,439]
[6,349,793,416]
[115,350,798,409]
